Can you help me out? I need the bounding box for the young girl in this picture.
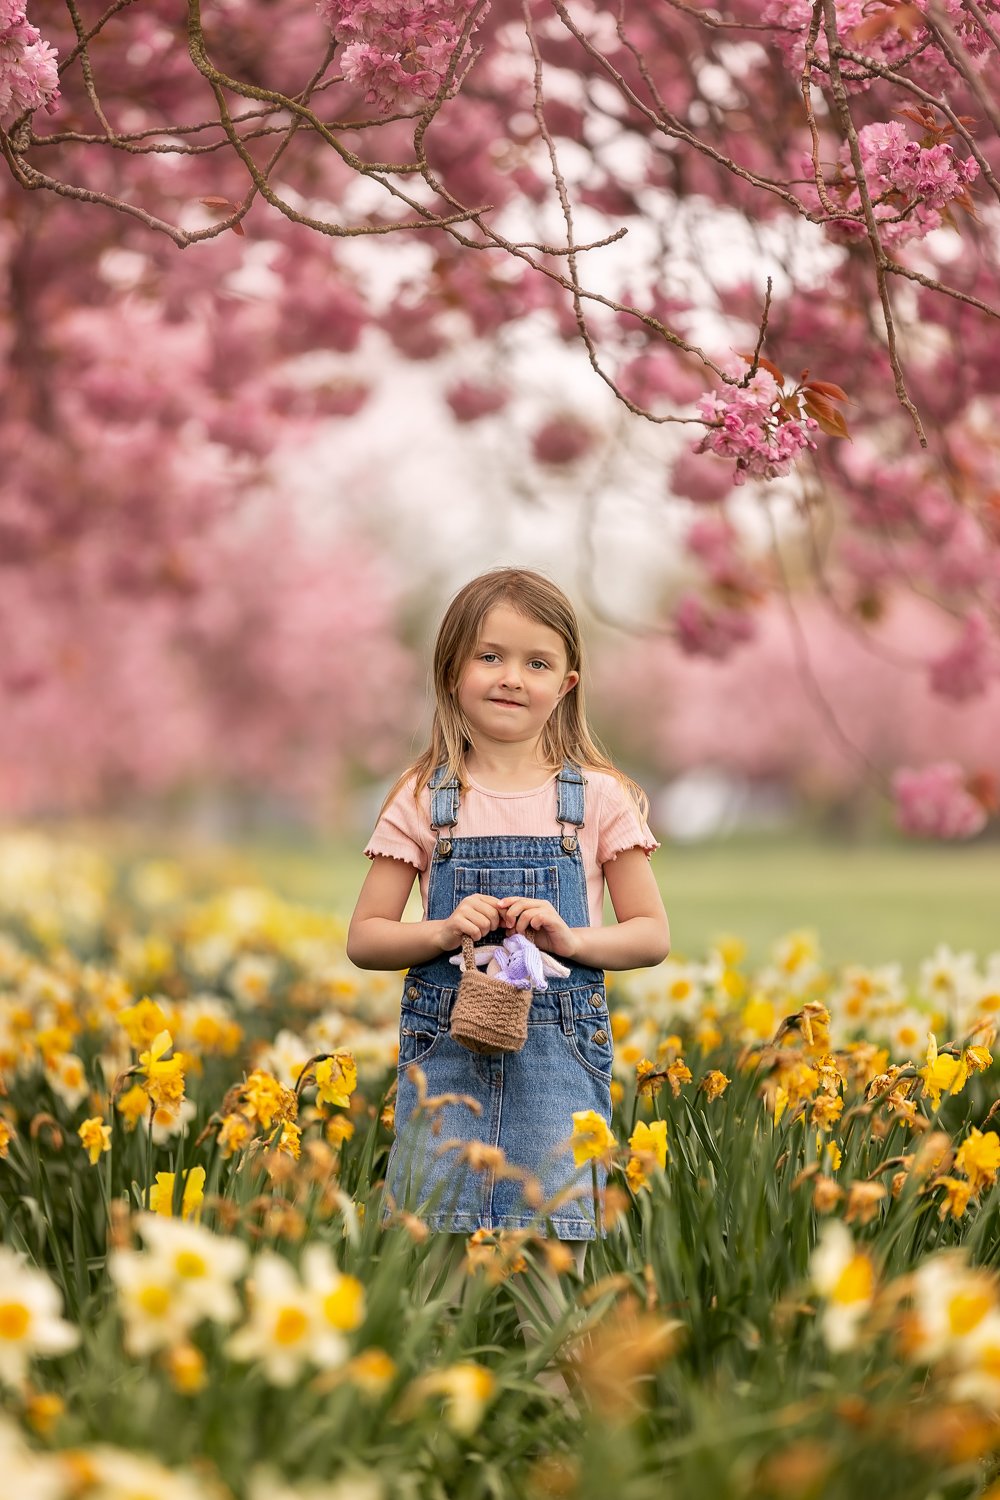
[347,568,670,1247]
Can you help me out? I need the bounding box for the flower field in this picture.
[2,831,1000,1499]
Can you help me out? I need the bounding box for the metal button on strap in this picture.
[436,838,453,857]
[589,993,603,1009]
[561,835,578,853]
[406,986,419,1000]
[592,1029,609,1045]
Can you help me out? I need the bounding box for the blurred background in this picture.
[4,1,999,974]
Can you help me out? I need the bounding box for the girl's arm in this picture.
[346,856,502,970]
[499,847,670,971]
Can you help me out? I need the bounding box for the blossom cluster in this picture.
[317,0,484,111]
[764,0,996,89]
[892,762,990,840]
[694,367,817,485]
[0,0,58,129]
[826,121,979,249]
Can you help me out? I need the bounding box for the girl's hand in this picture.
[436,894,503,951]
[496,897,579,960]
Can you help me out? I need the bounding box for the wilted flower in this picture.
[314,1051,358,1108]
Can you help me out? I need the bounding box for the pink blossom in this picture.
[669,446,736,504]
[929,610,997,703]
[445,378,509,422]
[695,367,816,485]
[318,0,484,112]
[531,413,595,466]
[892,762,988,839]
[672,592,756,660]
[0,2,59,128]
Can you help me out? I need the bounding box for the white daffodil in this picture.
[81,1445,221,1500]
[226,1252,317,1386]
[0,1412,67,1500]
[918,944,979,1016]
[42,1052,89,1112]
[950,1310,1000,1408]
[809,1221,875,1352]
[0,1247,79,1387]
[883,1006,935,1063]
[255,1028,311,1089]
[109,1249,197,1356]
[136,1214,247,1325]
[300,1244,365,1368]
[906,1251,998,1364]
[144,1096,198,1146]
[226,953,280,1010]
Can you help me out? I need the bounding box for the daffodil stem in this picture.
[591,1161,602,1237]
[145,1101,155,1210]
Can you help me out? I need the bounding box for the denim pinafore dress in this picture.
[386,762,613,1240]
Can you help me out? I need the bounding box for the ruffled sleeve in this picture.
[595,774,660,866]
[363,777,432,872]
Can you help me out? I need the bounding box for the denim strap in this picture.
[555,762,585,828]
[429,764,460,830]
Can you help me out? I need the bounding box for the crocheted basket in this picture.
[450,934,532,1056]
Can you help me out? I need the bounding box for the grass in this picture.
[240,827,999,974]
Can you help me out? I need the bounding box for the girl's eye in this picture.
[480,653,499,663]
[529,660,549,671]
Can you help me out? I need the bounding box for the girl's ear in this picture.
[558,671,580,700]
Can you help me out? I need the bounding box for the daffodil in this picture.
[226,1252,319,1386]
[416,1362,496,1434]
[570,1110,616,1166]
[116,1082,150,1131]
[700,1069,731,1102]
[138,1030,186,1112]
[241,1069,297,1132]
[905,1252,997,1363]
[314,1051,358,1108]
[148,1167,206,1221]
[138,1213,246,1325]
[629,1119,668,1170]
[955,1128,1000,1196]
[919,1033,968,1109]
[118,997,169,1050]
[0,1247,79,1385]
[809,1222,876,1351]
[301,1243,365,1367]
[78,1115,111,1165]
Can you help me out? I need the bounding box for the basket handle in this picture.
[462,933,477,972]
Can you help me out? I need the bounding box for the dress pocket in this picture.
[397,1010,442,1071]
[565,1013,614,1082]
[453,864,560,906]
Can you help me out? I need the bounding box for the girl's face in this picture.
[456,603,579,750]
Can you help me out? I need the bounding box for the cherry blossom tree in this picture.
[2,0,1000,827]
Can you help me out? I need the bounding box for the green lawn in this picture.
[243,830,998,974]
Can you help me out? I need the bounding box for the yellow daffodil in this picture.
[937,1176,974,1220]
[138,1030,186,1112]
[570,1110,616,1166]
[955,1128,1000,1196]
[919,1033,968,1109]
[77,1115,111,1165]
[629,1119,668,1169]
[116,1083,150,1132]
[241,1069,297,1132]
[118,997,169,1050]
[148,1166,206,1221]
[314,1051,358,1108]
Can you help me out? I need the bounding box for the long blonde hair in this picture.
[379,568,649,819]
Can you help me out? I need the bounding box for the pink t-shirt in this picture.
[363,768,659,927]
